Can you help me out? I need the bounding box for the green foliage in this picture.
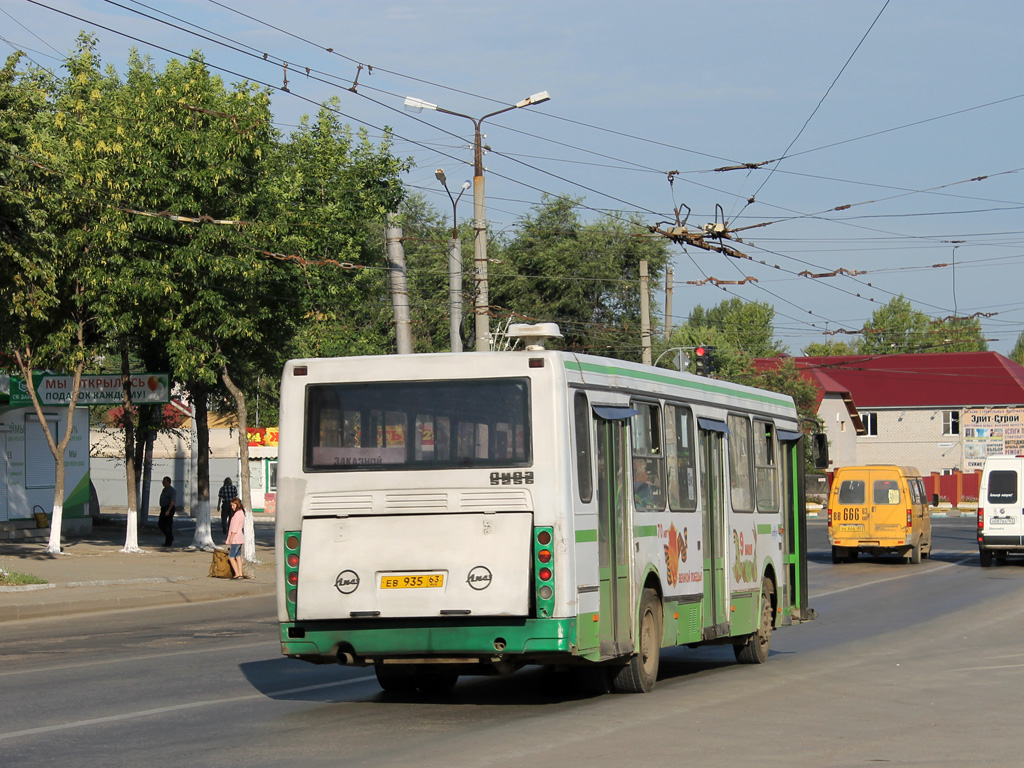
[857,295,987,354]
[264,100,411,360]
[1011,332,1024,366]
[663,298,785,377]
[492,196,671,358]
[802,339,858,356]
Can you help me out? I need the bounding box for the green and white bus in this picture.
[276,325,821,694]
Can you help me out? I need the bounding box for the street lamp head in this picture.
[435,168,447,185]
[460,181,471,191]
[515,90,551,108]
[404,96,438,113]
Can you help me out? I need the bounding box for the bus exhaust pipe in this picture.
[337,651,356,666]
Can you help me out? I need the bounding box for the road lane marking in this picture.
[0,639,277,678]
[810,555,974,598]
[0,675,377,741]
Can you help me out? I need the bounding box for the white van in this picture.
[978,455,1024,567]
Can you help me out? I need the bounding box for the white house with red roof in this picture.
[754,352,1024,475]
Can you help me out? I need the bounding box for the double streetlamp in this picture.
[435,169,470,352]
[406,91,551,351]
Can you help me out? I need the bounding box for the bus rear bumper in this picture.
[281,617,577,666]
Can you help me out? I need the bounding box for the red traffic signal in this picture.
[695,346,706,357]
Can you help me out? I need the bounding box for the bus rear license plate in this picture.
[839,524,864,532]
[380,573,445,590]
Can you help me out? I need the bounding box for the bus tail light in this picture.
[284,531,301,621]
[827,508,833,530]
[978,508,985,542]
[534,527,555,618]
[906,510,913,528]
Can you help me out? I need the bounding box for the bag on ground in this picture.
[209,548,232,579]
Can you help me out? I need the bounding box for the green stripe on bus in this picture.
[575,529,598,543]
[634,525,658,538]
[563,359,792,408]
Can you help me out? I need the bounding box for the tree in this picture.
[1011,332,1024,366]
[0,46,104,553]
[263,99,410,361]
[665,298,786,378]
[856,295,986,354]
[492,196,671,357]
[802,339,858,356]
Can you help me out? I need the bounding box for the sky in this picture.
[3,0,1024,355]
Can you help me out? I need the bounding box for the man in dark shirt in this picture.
[158,476,176,547]
[218,477,238,535]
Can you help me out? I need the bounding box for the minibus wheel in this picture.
[979,549,993,568]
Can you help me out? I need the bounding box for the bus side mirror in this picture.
[932,493,939,507]
[811,433,829,470]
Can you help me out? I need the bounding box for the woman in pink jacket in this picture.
[226,497,247,579]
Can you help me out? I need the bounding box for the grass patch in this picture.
[0,567,48,587]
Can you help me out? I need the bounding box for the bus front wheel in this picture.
[610,588,662,693]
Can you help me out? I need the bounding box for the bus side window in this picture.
[754,421,779,512]
[574,392,593,503]
[665,403,696,511]
[727,414,754,512]
[631,402,664,511]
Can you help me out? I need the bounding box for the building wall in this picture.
[854,407,963,474]
[817,393,860,469]
[0,405,91,532]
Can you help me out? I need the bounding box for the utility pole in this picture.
[386,215,413,354]
[404,91,551,352]
[640,259,652,365]
[664,266,673,340]
[436,169,468,353]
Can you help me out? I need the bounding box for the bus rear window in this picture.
[988,470,1018,503]
[305,378,531,471]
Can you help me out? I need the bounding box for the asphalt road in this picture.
[1,516,1018,767]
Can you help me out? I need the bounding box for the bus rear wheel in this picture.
[735,579,774,665]
[980,549,993,568]
[610,588,662,693]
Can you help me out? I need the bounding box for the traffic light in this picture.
[693,346,715,377]
[694,346,708,376]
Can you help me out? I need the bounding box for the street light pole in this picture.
[435,169,470,353]
[406,91,550,351]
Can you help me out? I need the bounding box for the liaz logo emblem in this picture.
[466,566,492,590]
[335,570,360,594]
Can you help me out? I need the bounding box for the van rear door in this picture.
[834,476,869,539]
[867,467,905,542]
[985,467,1023,542]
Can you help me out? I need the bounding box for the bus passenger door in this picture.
[699,426,729,639]
[596,415,633,657]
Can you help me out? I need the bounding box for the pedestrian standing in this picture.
[218,477,238,535]
[226,497,248,579]
[158,476,176,547]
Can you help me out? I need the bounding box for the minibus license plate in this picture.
[839,524,863,532]
[380,572,445,589]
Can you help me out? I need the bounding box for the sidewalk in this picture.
[0,512,277,623]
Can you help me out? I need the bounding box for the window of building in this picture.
[942,410,960,436]
[862,412,878,436]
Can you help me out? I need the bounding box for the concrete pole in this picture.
[472,132,490,352]
[386,216,413,354]
[664,266,673,340]
[449,237,463,352]
[640,259,652,365]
